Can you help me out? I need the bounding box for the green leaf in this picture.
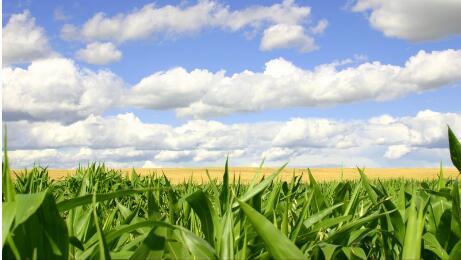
[237,199,305,260]
[129,227,166,260]
[327,211,390,242]
[342,247,367,260]
[233,163,287,208]
[176,227,218,260]
[219,157,230,215]
[92,190,111,260]
[85,221,164,249]
[303,202,344,230]
[319,243,339,260]
[14,192,48,227]
[289,192,311,241]
[2,202,16,246]
[8,192,69,260]
[402,190,424,260]
[357,168,378,206]
[448,126,461,172]
[147,190,161,220]
[185,190,217,245]
[57,189,151,212]
[219,210,234,260]
[308,169,328,209]
[450,240,461,260]
[423,232,448,260]
[451,180,461,238]
[111,251,134,259]
[2,125,16,202]
[69,236,85,251]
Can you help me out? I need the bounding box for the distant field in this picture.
[31,167,460,183]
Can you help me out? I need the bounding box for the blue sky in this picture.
[2,0,461,168]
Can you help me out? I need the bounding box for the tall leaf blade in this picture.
[448,126,461,172]
[233,163,287,208]
[303,202,344,230]
[2,125,15,202]
[185,190,216,245]
[402,190,423,260]
[92,190,111,260]
[219,157,230,215]
[237,200,305,260]
[219,210,234,260]
[2,202,16,246]
[451,180,461,238]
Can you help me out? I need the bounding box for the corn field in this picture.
[2,127,461,260]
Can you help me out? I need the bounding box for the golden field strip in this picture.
[17,167,460,184]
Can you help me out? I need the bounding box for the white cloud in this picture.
[6,110,461,168]
[9,149,60,165]
[2,11,53,66]
[142,161,163,168]
[261,147,296,161]
[2,58,124,122]
[4,50,461,123]
[384,145,412,159]
[61,0,324,52]
[126,49,461,118]
[310,19,328,34]
[272,118,353,148]
[352,0,461,41]
[76,42,122,65]
[155,151,193,162]
[260,24,316,52]
[125,67,220,109]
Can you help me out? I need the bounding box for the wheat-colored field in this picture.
[26,167,460,184]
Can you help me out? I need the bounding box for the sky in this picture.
[2,0,461,169]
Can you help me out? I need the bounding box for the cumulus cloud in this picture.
[6,110,461,168]
[125,49,461,118]
[260,24,316,52]
[4,49,461,123]
[142,161,163,168]
[125,67,220,109]
[352,0,461,41]
[76,42,122,65]
[2,11,53,66]
[61,0,324,52]
[261,147,297,161]
[155,151,193,162]
[2,58,124,123]
[384,145,412,159]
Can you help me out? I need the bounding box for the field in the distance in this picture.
[40,167,460,183]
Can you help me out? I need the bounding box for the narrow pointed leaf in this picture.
[237,199,305,260]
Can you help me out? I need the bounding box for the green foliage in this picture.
[448,126,461,173]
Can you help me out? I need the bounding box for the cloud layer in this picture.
[61,0,324,52]
[76,42,122,65]
[3,58,124,122]
[352,0,461,41]
[127,49,461,118]
[6,110,461,168]
[4,49,461,122]
[2,11,53,66]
